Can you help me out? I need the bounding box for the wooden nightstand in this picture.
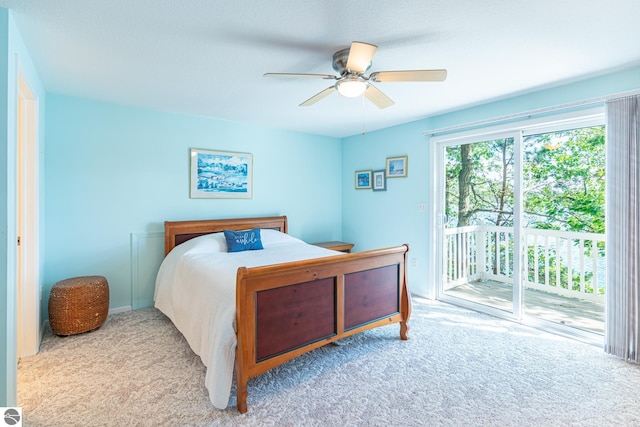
[312,241,354,253]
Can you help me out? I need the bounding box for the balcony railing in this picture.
[444,225,605,302]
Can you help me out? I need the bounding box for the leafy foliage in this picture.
[445,126,605,233]
[523,127,605,233]
[446,138,515,227]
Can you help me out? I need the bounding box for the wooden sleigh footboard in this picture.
[163,216,410,413]
[234,244,411,413]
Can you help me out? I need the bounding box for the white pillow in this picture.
[260,228,304,247]
[180,232,228,254]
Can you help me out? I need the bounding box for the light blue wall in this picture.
[342,65,640,298]
[1,7,46,407]
[341,121,430,292]
[44,94,342,315]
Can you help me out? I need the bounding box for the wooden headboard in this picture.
[164,215,288,256]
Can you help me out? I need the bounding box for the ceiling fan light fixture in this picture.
[336,78,368,98]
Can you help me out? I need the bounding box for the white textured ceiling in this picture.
[2,0,640,138]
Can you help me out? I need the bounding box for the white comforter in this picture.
[154,229,339,409]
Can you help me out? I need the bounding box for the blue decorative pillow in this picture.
[223,228,264,252]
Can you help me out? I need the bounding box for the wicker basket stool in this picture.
[48,275,109,336]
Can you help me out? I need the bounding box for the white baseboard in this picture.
[109,306,132,315]
[410,290,434,300]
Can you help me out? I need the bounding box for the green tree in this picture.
[445,126,605,234]
[523,126,605,234]
[446,138,514,227]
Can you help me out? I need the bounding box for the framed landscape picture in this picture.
[386,155,408,178]
[190,148,253,199]
[355,170,372,189]
[372,170,386,191]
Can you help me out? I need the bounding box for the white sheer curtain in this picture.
[605,95,640,361]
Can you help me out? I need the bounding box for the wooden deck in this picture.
[444,280,605,335]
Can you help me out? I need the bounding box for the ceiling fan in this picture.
[264,41,447,109]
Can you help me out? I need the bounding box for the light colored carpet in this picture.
[18,298,640,426]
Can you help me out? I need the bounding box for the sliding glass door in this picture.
[521,126,606,334]
[438,133,522,317]
[434,112,605,340]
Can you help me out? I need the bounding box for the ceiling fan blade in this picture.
[369,69,447,82]
[364,85,394,109]
[264,72,337,80]
[299,86,336,107]
[345,41,378,74]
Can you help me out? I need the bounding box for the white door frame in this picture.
[431,130,523,320]
[428,108,606,343]
[17,72,40,357]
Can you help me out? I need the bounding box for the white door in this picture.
[17,73,40,357]
[435,131,523,319]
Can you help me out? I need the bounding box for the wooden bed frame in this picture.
[164,215,411,413]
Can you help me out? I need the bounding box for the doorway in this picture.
[433,111,606,341]
[17,73,40,357]
[438,132,523,319]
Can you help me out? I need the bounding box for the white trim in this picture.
[109,306,132,315]
[429,107,604,144]
[16,69,40,358]
[512,130,524,319]
[130,232,164,309]
[424,88,640,138]
[428,139,441,300]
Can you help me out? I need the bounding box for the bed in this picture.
[154,215,410,413]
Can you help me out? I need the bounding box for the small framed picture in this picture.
[372,170,386,191]
[355,170,372,189]
[386,155,408,178]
